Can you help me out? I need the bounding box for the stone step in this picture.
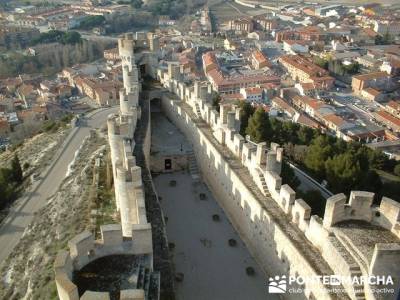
[328,235,366,299]
[188,153,200,181]
[335,233,368,272]
[350,265,361,271]
[355,291,365,298]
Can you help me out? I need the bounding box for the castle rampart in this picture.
[54,224,152,300]
[156,66,400,300]
[56,31,398,300]
[55,33,162,300]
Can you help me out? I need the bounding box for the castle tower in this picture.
[105,33,144,236]
[118,33,135,70]
[147,32,160,52]
[118,33,140,117]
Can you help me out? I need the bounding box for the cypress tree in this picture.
[11,154,23,184]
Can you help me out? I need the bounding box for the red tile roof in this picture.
[386,100,400,111]
[203,52,218,67]
[353,71,389,81]
[323,114,345,127]
[272,97,296,115]
[279,55,328,77]
[363,87,381,97]
[376,110,400,127]
[251,50,271,67]
[244,87,263,94]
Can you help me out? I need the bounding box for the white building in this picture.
[373,20,400,36]
[283,40,309,54]
[240,87,263,103]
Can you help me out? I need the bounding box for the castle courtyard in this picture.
[154,172,275,300]
[152,112,275,300]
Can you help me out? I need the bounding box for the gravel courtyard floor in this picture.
[154,172,277,300]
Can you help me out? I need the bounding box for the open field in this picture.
[210,0,270,23]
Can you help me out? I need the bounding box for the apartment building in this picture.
[275,26,326,42]
[385,100,400,118]
[283,40,309,54]
[202,50,280,94]
[254,16,277,31]
[75,77,122,106]
[278,55,334,89]
[240,87,263,103]
[373,20,400,36]
[292,95,334,119]
[250,50,271,69]
[351,71,391,94]
[375,110,400,132]
[207,69,280,94]
[322,113,354,134]
[228,17,254,33]
[202,52,219,73]
[295,82,322,97]
[271,97,296,118]
[360,87,384,102]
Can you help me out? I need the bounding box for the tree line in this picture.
[239,102,400,210]
[313,57,360,77]
[0,39,112,78]
[30,30,82,46]
[75,16,106,30]
[105,12,156,34]
[146,0,206,19]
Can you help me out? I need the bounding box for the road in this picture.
[0,107,117,264]
[289,163,334,199]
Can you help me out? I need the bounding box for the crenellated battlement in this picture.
[118,33,135,62]
[107,35,148,237]
[54,224,152,300]
[107,113,148,235]
[55,32,163,300]
[323,191,400,239]
[156,65,400,241]
[156,65,400,300]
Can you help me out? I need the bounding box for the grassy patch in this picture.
[93,152,118,237]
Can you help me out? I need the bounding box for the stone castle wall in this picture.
[55,33,162,300]
[156,66,400,300]
[55,31,399,300]
[54,224,152,300]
